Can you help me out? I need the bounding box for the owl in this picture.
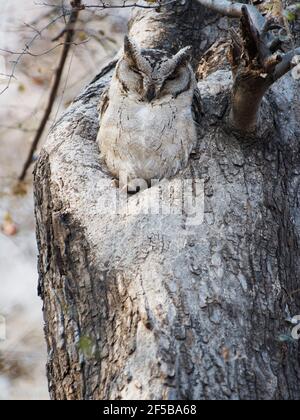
[97,36,199,188]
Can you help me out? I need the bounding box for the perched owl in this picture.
[97,36,199,186]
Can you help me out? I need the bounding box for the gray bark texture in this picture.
[34,0,300,400]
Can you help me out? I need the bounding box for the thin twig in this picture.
[0,39,89,58]
[0,125,37,133]
[19,0,82,181]
[274,47,300,80]
[36,0,177,11]
[0,12,68,96]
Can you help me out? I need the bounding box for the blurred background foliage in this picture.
[0,0,129,400]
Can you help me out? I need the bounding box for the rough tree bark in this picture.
[34,0,300,400]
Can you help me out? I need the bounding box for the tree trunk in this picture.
[34,1,300,400]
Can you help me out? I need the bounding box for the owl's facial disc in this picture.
[121,37,193,102]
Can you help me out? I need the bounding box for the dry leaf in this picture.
[12,181,28,197]
[31,76,46,86]
[18,83,26,93]
[1,213,18,236]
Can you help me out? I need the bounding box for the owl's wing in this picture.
[97,86,110,120]
[192,87,202,127]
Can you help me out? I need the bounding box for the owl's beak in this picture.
[144,85,156,102]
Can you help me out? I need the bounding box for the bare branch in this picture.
[196,0,243,17]
[51,27,68,42]
[28,7,59,27]
[23,22,42,36]
[222,2,300,132]
[36,0,177,12]
[0,12,68,96]
[0,39,89,58]
[0,125,37,133]
[274,47,300,81]
[19,0,82,181]
[196,0,264,27]
[80,0,177,10]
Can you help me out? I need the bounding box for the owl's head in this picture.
[115,36,194,102]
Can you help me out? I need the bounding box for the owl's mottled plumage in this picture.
[97,36,199,185]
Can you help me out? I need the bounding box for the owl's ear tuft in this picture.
[124,36,140,67]
[123,36,152,75]
[173,46,193,68]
